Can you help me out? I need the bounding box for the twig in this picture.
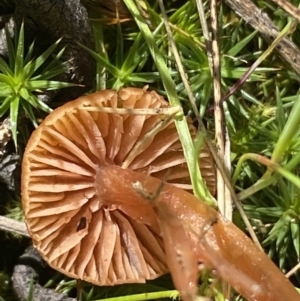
[210,0,232,297]
[285,261,300,278]
[79,105,181,115]
[210,0,226,217]
[224,0,300,76]
[0,215,29,237]
[210,0,233,221]
[224,128,232,221]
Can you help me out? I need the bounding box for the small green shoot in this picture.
[0,22,78,149]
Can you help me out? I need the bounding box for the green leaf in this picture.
[276,86,285,132]
[24,40,36,64]
[26,278,35,301]
[43,46,66,71]
[22,100,38,128]
[79,42,120,78]
[22,92,40,109]
[253,207,284,218]
[91,20,107,90]
[276,219,290,247]
[0,95,13,117]
[127,73,159,83]
[271,93,300,163]
[121,33,143,74]
[228,30,258,57]
[0,83,13,97]
[221,67,266,80]
[116,18,124,69]
[27,94,52,113]
[23,38,63,79]
[14,21,24,76]
[291,221,300,259]
[5,24,15,70]
[278,234,290,268]
[0,56,13,76]
[263,213,290,245]
[0,73,14,86]
[240,90,263,106]
[25,80,78,91]
[19,87,30,101]
[9,95,20,149]
[30,61,69,80]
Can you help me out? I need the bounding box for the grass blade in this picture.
[9,95,20,149]
[14,22,24,77]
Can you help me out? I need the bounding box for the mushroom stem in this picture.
[102,164,300,301]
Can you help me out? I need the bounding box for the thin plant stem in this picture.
[233,153,300,189]
[270,93,300,164]
[237,176,277,201]
[195,0,213,73]
[79,106,181,115]
[237,148,300,200]
[93,290,180,301]
[210,0,228,218]
[285,261,300,278]
[210,1,231,297]
[224,129,232,219]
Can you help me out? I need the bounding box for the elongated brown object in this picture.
[105,165,300,301]
[21,88,300,301]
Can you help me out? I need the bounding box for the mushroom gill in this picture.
[21,87,216,286]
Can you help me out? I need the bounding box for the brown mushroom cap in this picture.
[21,87,216,285]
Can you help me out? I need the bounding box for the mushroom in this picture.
[21,87,300,301]
[21,87,216,286]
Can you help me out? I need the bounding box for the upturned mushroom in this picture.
[21,87,215,285]
[22,87,300,301]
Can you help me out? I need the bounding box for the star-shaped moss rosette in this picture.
[0,22,78,149]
